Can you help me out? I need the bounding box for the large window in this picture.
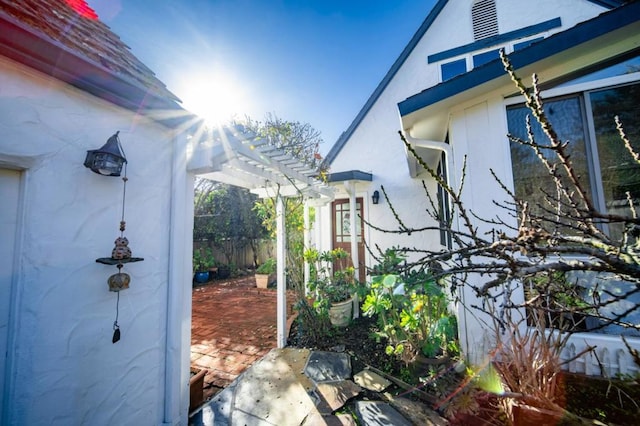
[507,82,640,242]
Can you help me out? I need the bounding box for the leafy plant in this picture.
[362,250,459,363]
[193,247,216,272]
[256,258,277,275]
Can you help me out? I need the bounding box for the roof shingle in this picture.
[0,0,180,103]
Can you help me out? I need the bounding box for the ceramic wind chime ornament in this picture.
[91,133,143,343]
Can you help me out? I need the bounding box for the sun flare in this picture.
[178,70,250,126]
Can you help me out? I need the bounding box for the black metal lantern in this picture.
[372,190,380,205]
[84,131,127,176]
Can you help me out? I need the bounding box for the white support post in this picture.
[303,200,310,296]
[276,194,287,348]
[344,181,359,319]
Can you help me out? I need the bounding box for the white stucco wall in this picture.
[0,56,190,425]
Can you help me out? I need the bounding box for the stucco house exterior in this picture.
[319,0,640,374]
[0,2,332,424]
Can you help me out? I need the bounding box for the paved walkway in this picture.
[191,276,296,402]
[190,348,448,425]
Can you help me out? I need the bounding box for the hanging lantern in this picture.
[84,131,127,176]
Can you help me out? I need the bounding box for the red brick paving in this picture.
[190,276,296,402]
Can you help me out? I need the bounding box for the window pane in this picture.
[441,59,466,81]
[473,49,500,67]
[507,96,592,232]
[513,37,543,51]
[558,56,640,88]
[590,83,640,241]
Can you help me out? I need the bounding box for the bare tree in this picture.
[369,51,640,334]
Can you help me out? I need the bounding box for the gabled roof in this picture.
[399,0,640,138]
[323,0,624,166]
[0,0,188,128]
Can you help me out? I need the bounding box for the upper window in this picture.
[473,49,500,67]
[472,0,498,41]
[441,59,467,81]
[507,82,640,243]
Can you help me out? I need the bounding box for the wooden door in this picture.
[332,198,365,282]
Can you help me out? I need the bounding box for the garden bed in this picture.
[287,315,640,424]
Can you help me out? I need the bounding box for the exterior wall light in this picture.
[372,190,380,205]
[84,131,127,176]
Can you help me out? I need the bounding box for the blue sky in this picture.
[87,0,437,154]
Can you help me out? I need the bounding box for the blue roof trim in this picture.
[586,0,623,7]
[327,170,373,183]
[398,1,640,117]
[323,0,449,166]
[428,17,561,64]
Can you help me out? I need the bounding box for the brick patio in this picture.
[190,276,297,402]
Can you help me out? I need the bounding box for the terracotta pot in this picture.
[512,403,564,426]
[409,354,451,376]
[255,273,275,288]
[189,367,207,413]
[329,298,353,327]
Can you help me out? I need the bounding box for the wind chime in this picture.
[85,131,143,343]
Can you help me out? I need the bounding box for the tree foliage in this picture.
[193,179,267,267]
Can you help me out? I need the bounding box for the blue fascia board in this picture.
[586,0,624,8]
[428,17,561,64]
[322,0,449,166]
[327,170,373,183]
[399,1,640,117]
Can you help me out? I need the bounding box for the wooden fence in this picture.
[194,239,275,269]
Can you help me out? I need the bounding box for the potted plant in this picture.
[193,247,216,284]
[255,258,277,288]
[189,367,207,412]
[305,248,358,327]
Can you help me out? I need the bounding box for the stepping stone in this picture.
[315,380,361,414]
[388,395,449,425]
[233,349,318,425]
[194,349,321,426]
[304,351,351,383]
[353,369,392,392]
[302,412,357,425]
[277,348,315,394]
[354,401,412,426]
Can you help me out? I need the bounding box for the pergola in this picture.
[187,124,334,347]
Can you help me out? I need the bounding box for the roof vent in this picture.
[472,0,498,41]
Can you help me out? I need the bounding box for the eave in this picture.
[0,11,194,130]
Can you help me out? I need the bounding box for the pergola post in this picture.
[344,181,359,319]
[303,201,310,296]
[276,194,287,348]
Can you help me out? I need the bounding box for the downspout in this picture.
[405,134,470,360]
[343,181,359,319]
[163,131,194,425]
[276,194,287,348]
